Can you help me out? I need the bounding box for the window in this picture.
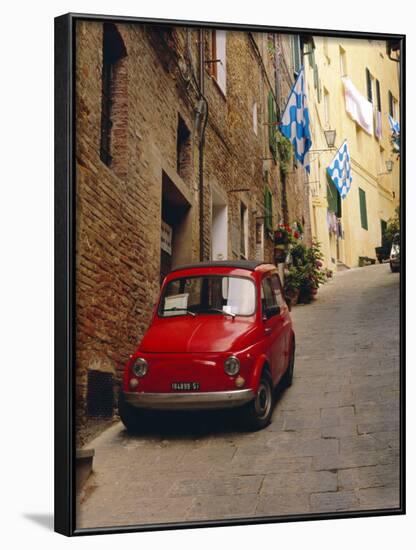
[309,49,321,103]
[323,88,330,126]
[253,102,258,135]
[268,91,278,158]
[261,278,277,310]
[211,30,227,94]
[264,187,273,232]
[270,274,286,308]
[374,79,382,139]
[366,68,373,103]
[388,90,398,118]
[359,188,368,230]
[261,277,280,318]
[159,276,256,316]
[376,79,381,112]
[100,23,128,177]
[327,175,341,218]
[292,35,302,75]
[177,115,191,182]
[339,46,347,76]
[240,202,248,259]
[313,61,321,103]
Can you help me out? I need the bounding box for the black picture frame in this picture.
[54,12,405,536]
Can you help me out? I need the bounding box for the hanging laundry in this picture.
[342,77,374,135]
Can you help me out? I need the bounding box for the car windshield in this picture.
[159,275,256,317]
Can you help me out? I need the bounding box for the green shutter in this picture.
[308,49,315,69]
[268,92,277,159]
[313,63,321,103]
[292,36,301,74]
[327,174,341,217]
[359,188,368,230]
[264,187,273,231]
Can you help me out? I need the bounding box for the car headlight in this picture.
[132,357,148,377]
[224,356,240,376]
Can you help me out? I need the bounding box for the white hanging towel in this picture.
[342,77,374,135]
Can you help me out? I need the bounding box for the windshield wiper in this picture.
[163,307,196,317]
[205,307,236,318]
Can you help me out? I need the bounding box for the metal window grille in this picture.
[87,370,114,418]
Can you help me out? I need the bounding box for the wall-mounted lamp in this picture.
[324,129,337,149]
[378,160,394,176]
[309,128,337,155]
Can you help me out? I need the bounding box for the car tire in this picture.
[281,339,295,389]
[390,262,399,273]
[243,371,274,431]
[118,391,141,433]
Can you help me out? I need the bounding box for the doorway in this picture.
[211,188,228,261]
[160,171,192,283]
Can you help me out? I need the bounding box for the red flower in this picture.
[294,231,299,239]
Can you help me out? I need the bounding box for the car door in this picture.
[270,273,292,377]
[261,275,286,385]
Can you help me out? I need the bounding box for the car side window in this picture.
[261,277,278,317]
[270,274,286,308]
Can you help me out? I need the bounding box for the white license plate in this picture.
[171,382,200,391]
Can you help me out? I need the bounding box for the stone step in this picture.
[336,260,350,271]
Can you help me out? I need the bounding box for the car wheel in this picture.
[390,262,398,273]
[118,391,141,432]
[243,371,273,431]
[281,340,295,388]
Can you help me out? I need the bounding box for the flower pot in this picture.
[274,246,287,263]
[286,288,300,307]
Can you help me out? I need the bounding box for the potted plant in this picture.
[296,240,327,303]
[274,223,302,265]
[284,268,302,307]
[274,224,293,245]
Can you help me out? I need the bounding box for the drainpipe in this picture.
[198,29,208,261]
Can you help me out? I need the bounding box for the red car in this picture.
[119,260,295,431]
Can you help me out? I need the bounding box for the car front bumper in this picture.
[123,389,255,410]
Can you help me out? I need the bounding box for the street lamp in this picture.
[324,129,337,149]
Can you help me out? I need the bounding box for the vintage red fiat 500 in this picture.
[119,261,295,431]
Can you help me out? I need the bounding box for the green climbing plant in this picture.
[275,132,292,174]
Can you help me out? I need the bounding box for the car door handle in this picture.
[265,327,272,334]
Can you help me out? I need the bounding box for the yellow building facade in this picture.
[305,37,400,269]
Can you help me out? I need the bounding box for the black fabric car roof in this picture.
[169,260,267,273]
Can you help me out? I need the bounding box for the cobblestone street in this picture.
[77,263,401,529]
